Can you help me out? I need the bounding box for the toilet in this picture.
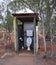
[26,30,33,51]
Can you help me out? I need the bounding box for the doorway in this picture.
[17,23,34,54]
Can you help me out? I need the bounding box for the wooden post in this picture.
[34,18,36,55]
[13,17,17,52]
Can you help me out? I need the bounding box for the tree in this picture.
[5,9,13,32]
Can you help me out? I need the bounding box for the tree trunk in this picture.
[41,12,47,57]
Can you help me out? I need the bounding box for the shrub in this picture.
[0,33,3,38]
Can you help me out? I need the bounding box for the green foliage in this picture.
[0,24,3,30]
[5,9,13,32]
[0,33,3,38]
[0,15,3,19]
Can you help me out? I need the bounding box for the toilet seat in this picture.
[26,37,32,47]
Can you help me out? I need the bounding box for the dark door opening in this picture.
[17,24,24,51]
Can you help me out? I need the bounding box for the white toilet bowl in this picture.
[26,37,32,51]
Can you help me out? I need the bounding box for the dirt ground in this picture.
[0,52,56,65]
[0,44,56,65]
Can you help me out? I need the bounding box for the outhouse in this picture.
[12,13,39,55]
